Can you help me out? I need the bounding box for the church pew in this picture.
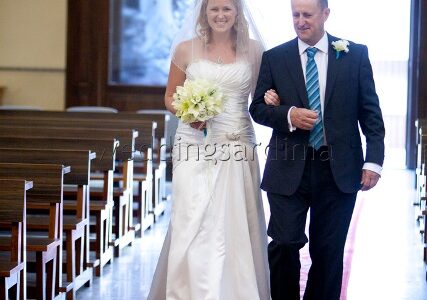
[416,118,427,145]
[417,124,427,179]
[0,110,169,203]
[35,110,171,206]
[419,135,427,241]
[422,160,427,281]
[416,119,427,199]
[416,130,427,282]
[0,137,117,280]
[0,125,145,255]
[415,120,427,281]
[415,125,427,245]
[0,113,164,223]
[0,109,168,153]
[416,132,427,217]
[0,163,68,300]
[0,109,168,194]
[137,110,174,200]
[0,179,30,300]
[0,148,95,298]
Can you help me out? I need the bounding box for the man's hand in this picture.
[360,169,380,191]
[290,108,318,130]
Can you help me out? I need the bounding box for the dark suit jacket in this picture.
[249,34,385,195]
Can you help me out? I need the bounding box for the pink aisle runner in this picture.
[299,196,365,300]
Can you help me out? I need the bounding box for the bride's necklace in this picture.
[206,41,233,65]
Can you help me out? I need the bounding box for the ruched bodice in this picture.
[175,60,256,146]
[187,60,252,109]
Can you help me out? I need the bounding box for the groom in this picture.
[250,0,385,299]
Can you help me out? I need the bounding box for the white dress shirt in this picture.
[286,32,382,175]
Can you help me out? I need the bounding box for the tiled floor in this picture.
[77,169,427,300]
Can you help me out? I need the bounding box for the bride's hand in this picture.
[190,121,206,131]
[264,89,280,106]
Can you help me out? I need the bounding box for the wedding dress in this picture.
[148,59,270,300]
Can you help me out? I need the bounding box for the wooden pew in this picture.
[0,110,168,222]
[416,132,427,226]
[422,160,427,281]
[416,119,427,200]
[0,125,141,256]
[51,110,171,206]
[416,118,427,145]
[137,110,173,200]
[415,122,427,280]
[415,123,427,252]
[0,179,30,300]
[419,137,427,241]
[0,163,68,300]
[0,137,117,282]
[0,109,168,157]
[0,148,95,298]
[0,117,158,230]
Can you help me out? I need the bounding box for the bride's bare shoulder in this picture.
[175,38,203,55]
[173,38,205,68]
[175,40,191,52]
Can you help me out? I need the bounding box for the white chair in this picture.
[66,106,118,113]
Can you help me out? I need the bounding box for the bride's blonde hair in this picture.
[196,0,250,49]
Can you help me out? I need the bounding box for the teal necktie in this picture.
[306,47,324,150]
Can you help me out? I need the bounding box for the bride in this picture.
[148,0,270,299]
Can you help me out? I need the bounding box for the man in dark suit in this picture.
[249,0,385,299]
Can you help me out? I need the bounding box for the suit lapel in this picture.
[283,39,309,108]
[325,34,339,109]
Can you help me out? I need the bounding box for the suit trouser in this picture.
[267,146,357,300]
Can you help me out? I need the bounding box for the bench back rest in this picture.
[0,137,117,172]
[0,179,30,223]
[0,148,93,185]
[0,163,69,204]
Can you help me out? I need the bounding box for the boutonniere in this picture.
[331,39,349,59]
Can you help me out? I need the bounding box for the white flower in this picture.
[172,78,224,124]
[332,39,350,53]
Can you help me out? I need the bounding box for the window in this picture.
[109,0,193,86]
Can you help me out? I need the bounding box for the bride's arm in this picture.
[165,41,190,115]
[164,52,205,131]
[164,62,186,115]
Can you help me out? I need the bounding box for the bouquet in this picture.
[172,78,224,133]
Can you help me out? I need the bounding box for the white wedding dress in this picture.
[148,60,270,300]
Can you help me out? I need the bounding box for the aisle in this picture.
[77,170,427,300]
[346,169,427,300]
